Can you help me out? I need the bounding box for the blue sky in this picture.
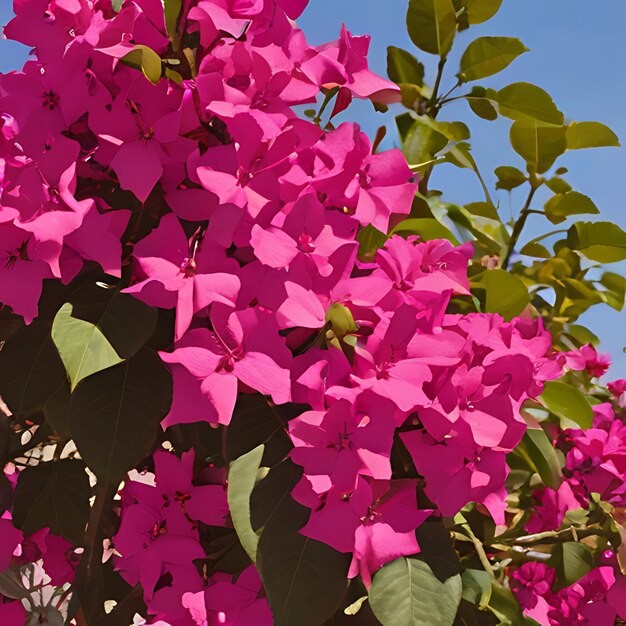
[1,1,624,374]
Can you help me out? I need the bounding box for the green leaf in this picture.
[458,37,528,82]
[544,191,599,225]
[496,82,564,125]
[461,569,492,609]
[369,557,462,626]
[390,218,460,244]
[164,0,182,49]
[467,96,498,120]
[406,0,457,57]
[228,445,265,563]
[462,0,503,23]
[567,221,626,263]
[488,584,532,626]
[401,117,449,166]
[43,382,71,438]
[52,287,157,390]
[69,348,172,483]
[519,242,551,258]
[12,460,91,545]
[495,165,527,191]
[356,224,388,262]
[545,177,572,194]
[111,0,123,11]
[226,394,295,467]
[566,121,620,150]
[549,542,594,586]
[599,272,625,311]
[256,470,349,626]
[121,45,162,84]
[52,303,123,391]
[0,322,66,417]
[520,428,562,489]
[472,269,530,320]
[509,120,567,174]
[540,380,594,429]
[387,46,425,85]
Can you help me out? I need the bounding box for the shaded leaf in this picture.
[567,221,626,263]
[69,348,172,482]
[390,218,460,244]
[43,382,71,438]
[406,0,457,57]
[228,445,265,562]
[0,322,66,417]
[519,428,562,489]
[472,270,530,320]
[256,471,350,626]
[544,192,599,225]
[566,121,620,150]
[356,225,388,263]
[164,0,182,49]
[488,584,532,626]
[496,83,563,125]
[540,380,594,429]
[459,37,528,82]
[494,166,526,191]
[387,47,424,85]
[549,542,593,587]
[510,120,567,174]
[121,45,162,84]
[401,117,449,166]
[461,569,492,609]
[369,557,462,626]
[12,459,90,545]
[415,518,461,582]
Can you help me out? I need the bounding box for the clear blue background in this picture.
[1,1,625,375]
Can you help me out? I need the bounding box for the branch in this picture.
[501,181,540,269]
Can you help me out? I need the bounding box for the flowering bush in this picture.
[0,0,625,625]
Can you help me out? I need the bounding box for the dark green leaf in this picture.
[0,322,66,417]
[356,225,388,263]
[164,0,182,48]
[256,473,349,626]
[12,459,91,545]
[566,121,620,150]
[519,428,562,489]
[406,0,457,57]
[226,394,295,467]
[390,218,460,244]
[567,221,626,263]
[415,518,461,582]
[496,83,564,125]
[494,166,526,191]
[461,569,492,609]
[462,0,503,23]
[69,348,172,482]
[549,542,594,587]
[487,584,530,626]
[121,45,162,84]
[509,120,567,174]
[467,96,498,120]
[544,192,599,225]
[387,47,425,85]
[540,380,594,429]
[43,382,71,438]
[458,38,528,82]
[472,270,530,320]
[369,557,462,626]
[228,445,264,562]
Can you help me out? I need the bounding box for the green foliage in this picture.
[12,460,91,545]
[406,0,457,57]
[540,380,594,429]
[509,120,567,174]
[566,121,620,149]
[68,348,172,483]
[227,445,265,562]
[548,542,594,587]
[369,557,462,626]
[496,82,564,124]
[0,322,66,417]
[459,0,503,24]
[458,37,528,82]
[121,45,163,84]
[518,428,562,489]
[567,221,626,262]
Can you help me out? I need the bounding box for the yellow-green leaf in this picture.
[458,37,528,82]
[510,120,566,174]
[495,165,527,191]
[390,218,460,244]
[406,0,457,57]
[164,0,182,49]
[387,46,425,86]
[520,428,562,489]
[544,191,599,225]
[496,82,564,125]
[472,269,530,320]
[121,45,162,84]
[566,121,620,150]
[567,221,626,263]
[540,380,594,429]
[462,0,503,24]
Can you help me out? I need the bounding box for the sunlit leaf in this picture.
[495,165,526,191]
[519,428,562,489]
[458,37,528,82]
[387,46,425,85]
[566,121,620,150]
[567,221,626,263]
[544,191,599,225]
[121,45,162,84]
[540,380,594,429]
[496,82,564,124]
[510,120,567,174]
[390,218,460,244]
[461,0,503,24]
[472,269,530,320]
[406,0,457,57]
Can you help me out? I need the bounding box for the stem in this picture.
[0,423,52,467]
[501,180,540,269]
[429,57,447,108]
[457,523,496,579]
[510,526,609,546]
